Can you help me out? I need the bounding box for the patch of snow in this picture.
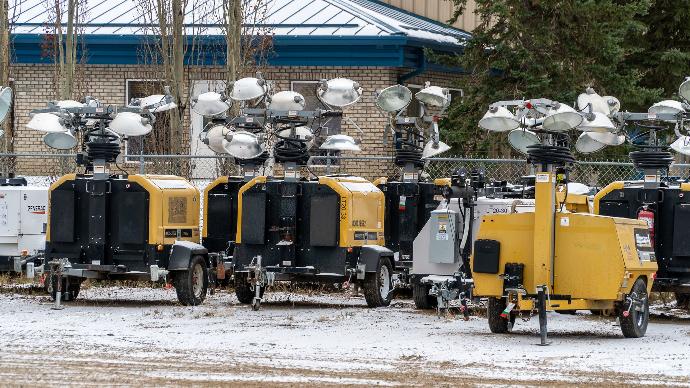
[0,288,689,385]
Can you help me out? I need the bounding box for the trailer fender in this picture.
[357,245,394,277]
[167,240,208,271]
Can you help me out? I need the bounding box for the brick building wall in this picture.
[7,64,462,180]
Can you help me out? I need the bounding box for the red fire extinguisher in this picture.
[637,207,655,247]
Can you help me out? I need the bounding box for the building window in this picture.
[291,81,342,166]
[405,84,463,117]
[124,80,171,160]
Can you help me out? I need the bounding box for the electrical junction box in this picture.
[428,209,459,264]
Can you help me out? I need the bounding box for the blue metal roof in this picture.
[10,0,470,67]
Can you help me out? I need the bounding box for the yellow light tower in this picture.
[471,97,657,343]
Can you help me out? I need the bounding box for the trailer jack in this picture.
[536,285,550,346]
[246,255,275,311]
[49,259,71,310]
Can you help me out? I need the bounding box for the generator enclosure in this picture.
[376,179,446,271]
[472,212,656,304]
[202,176,244,253]
[233,176,385,280]
[45,174,201,274]
[412,197,536,278]
[0,181,48,271]
[595,181,690,292]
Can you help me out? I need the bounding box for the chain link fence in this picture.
[3,153,690,190]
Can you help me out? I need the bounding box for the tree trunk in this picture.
[225,0,242,117]
[169,0,185,155]
[62,0,76,100]
[0,0,10,154]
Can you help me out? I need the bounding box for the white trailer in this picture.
[0,179,48,273]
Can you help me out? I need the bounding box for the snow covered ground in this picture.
[0,286,689,386]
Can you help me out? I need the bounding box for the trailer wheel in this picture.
[363,257,393,308]
[488,297,514,334]
[619,278,649,338]
[48,275,81,302]
[412,283,437,309]
[172,255,208,306]
[234,273,264,304]
[674,292,689,309]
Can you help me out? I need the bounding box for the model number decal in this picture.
[340,198,348,220]
[352,219,366,227]
[27,205,46,214]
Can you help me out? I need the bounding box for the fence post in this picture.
[139,154,145,175]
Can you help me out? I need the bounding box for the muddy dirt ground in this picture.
[1,286,689,387]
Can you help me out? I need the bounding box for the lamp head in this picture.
[376,85,412,114]
[478,106,519,132]
[192,91,231,116]
[317,78,362,108]
[319,134,360,152]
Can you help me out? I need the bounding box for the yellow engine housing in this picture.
[46,174,200,246]
[472,212,657,309]
[236,175,385,247]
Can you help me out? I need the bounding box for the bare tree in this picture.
[0,0,9,89]
[136,0,189,156]
[0,0,14,157]
[42,0,83,100]
[223,0,241,116]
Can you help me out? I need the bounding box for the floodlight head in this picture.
[224,130,264,159]
[56,100,85,109]
[109,112,152,136]
[586,131,625,146]
[0,87,11,125]
[679,77,690,102]
[319,134,360,152]
[577,88,610,114]
[649,99,685,120]
[577,112,617,132]
[376,85,412,113]
[268,91,306,111]
[507,129,540,155]
[27,112,67,133]
[541,102,583,132]
[278,126,315,149]
[43,129,77,150]
[604,96,621,115]
[229,77,267,102]
[478,105,519,132]
[317,78,362,108]
[575,132,607,154]
[139,94,177,113]
[421,139,451,158]
[670,136,690,156]
[192,92,231,116]
[415,85,450,108]
[204,124,232,154]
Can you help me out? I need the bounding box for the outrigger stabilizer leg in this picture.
[50,259,65,310]
[537,285,549,346]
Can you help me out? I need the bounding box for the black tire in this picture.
[674,292,689,309]
[234,273,264,304]
[412,282,437,309]
[48,275,81,302]
[362,257,393,308]
[619,278,649,338]
[172,255,208,306]
[488,297,514,334]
